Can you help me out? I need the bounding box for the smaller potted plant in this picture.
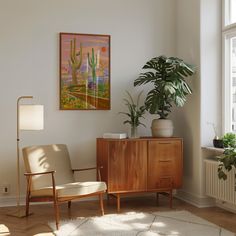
[207,122,223,148]
[218,132,236,180]
[119,91,146,138]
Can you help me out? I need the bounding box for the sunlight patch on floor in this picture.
[33,233,54,236]
[153,221,166,227]
[170,230,180,235]
[0,224,10,236]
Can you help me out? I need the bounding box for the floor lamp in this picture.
[8,96,44,217]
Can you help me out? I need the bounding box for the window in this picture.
[232,38,236,130]
[223,0,236,132]
[224,0,236,26]
[230,0,236,24]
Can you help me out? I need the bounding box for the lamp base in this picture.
[7,208,33,218]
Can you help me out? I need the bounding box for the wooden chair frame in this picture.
[24,167,105,229]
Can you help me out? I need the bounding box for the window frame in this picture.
[223,0,236,28]
[222,0,236,133]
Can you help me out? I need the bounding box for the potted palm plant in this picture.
[119,91,146,138]
[134,55,195,137]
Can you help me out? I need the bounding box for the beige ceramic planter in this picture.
[151,119,174,137]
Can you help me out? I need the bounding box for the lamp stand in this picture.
[7,96,33,218]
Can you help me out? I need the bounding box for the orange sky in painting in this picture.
[60,34,110,75]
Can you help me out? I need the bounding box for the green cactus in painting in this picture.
[69,38,82,85]
[87,48,97,83]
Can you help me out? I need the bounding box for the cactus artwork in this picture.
[60,33,110,110]
[87,48,97,84]
[69,38,82,85]
[87,48,98,107]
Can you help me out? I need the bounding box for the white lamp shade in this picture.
[19,105,44,130]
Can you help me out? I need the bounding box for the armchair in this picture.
[22,144,107,229]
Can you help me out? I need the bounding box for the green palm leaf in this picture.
[134,55,195,118]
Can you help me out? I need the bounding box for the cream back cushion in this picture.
[22,144,75,190]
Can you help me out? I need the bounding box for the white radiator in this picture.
[205,159,236,205]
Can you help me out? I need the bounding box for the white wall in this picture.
[175,0,202,203]
[200,0,222,146]
[0,0,176,204]
[175,0,222,206]
[200,0,222,198]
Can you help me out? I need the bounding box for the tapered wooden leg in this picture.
[68,201,71,209]
[156,193,159,206]
[107,193,110,204]
[51,173,59,229]
[99,193,104,215]
[25,194,30,216]
[117,193,120,212]
[169,189,173,208]
[53,198,60,230]
[25,176,31,216]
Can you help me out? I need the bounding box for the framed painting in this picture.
[60,33,110,110]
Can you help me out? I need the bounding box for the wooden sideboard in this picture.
[96,137,183,211]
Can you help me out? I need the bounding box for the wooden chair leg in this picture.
[117,193,120,212]
[169,189,173,208]
[156,193,159,206]
[53,198,60,230]
[25,176,31,216]
[99,193,104,215]
[25,192,30,216]
[68,201,71,209]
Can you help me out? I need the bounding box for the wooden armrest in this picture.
[24,170,56,176]
[24,170,57,196]
[72,166,103,173]
[72,166,103,181]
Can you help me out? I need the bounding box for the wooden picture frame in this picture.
[60,33,111,110]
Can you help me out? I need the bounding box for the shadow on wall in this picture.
[170,110,194,179]
[69,139,97,182]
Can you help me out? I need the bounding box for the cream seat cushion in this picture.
[31,181,107,197]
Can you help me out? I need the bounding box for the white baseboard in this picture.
[0,195,26,207]
[175,190,216,208]
[0,195,98,207]
[215,200,236,214]
[173,190,236,214]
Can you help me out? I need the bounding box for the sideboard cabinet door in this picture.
[147,139,183,190]
[108,140,147,193]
